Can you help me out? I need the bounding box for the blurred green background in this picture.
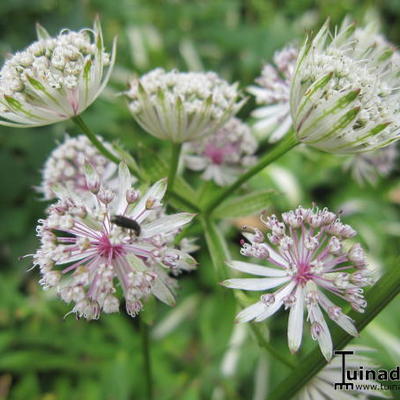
[1,1,400,399]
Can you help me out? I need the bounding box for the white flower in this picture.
[248,46,297,142]
[33,163,196,319]
[290,20,400,153]
[344,144,397,186]
[126,68,244,143]
[40,135,122,200]
[222,206,372,360]
[0,18,116,127]
[183,117,257,186]
[297,346,389,399]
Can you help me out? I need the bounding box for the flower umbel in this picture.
[0,18,116,127]
[290,20,400,153]
[248,46,297,142]
[183,117,257,186]
[126,68,244,143]
[40,135,120,200]
[33,163,196,319]
[223,206,372,360]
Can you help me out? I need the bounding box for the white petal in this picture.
[222,276,290,291]
[227,260,287,277]
[141,213,195,238]
[236,301,266,323]
[152,277,176,306]
[288,285,304,353]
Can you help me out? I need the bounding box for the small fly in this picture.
[111,215,141,236]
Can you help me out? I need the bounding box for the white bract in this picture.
[290,20,400,153]
[223,206,372,361]
[344,144,397,186]
[33,163,196,319]
[40,135,121,200]
[126,68,244,143]
[0,19,116,127]
[183,117,257,186]
[248,46,297,142]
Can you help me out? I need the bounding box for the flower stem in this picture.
[140,317,154,400]
[268,261,400,400]
[167,142,182,194]
[72,115,120,164]
[203,133,299,216]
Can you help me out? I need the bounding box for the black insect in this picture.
[111,215,141,236]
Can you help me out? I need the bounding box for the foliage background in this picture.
[1,0,400,399]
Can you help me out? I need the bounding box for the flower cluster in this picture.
[0,19,115,127]
[183,117,257,186]
[290,20,400,153]
[223,206,372,360]
[248,46,297,142]
[345,144,397,186]
[33,163,196,319]
[126,68,244,143]
[40,135,120,200]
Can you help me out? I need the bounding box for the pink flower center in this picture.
[294,263,314,284]
[96,233,124,259]
[203,143,236,165]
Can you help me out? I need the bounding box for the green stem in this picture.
[203,133,299,216]
[268,262,400,400]
[72,115,120,164]
[167,142,182,194]
[140,317,154,400]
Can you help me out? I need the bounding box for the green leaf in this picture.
[213,189,275,219]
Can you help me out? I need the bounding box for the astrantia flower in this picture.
[248,46,297,142]
[33,163,196,319]
[183,117,257,186]
[290,20,400,153]
[126,68,244,143]
[222,206,372,360]
[40,135,121,200]
[344,144,397,186]
[0,19,116,127]
[297,346,389,399]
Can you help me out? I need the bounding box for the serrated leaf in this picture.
[212,189,275,218]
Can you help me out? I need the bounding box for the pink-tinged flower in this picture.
[40,135,122,200]
[33,163,196,319]
[222,206,372,360]
[0,18,116,127]
[247,46,297,142]
[183,117,257,186]
[344,144,397,186]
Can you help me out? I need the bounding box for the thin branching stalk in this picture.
[203,134,299,216]
[72,115,120,164]
[167,143,182,194]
